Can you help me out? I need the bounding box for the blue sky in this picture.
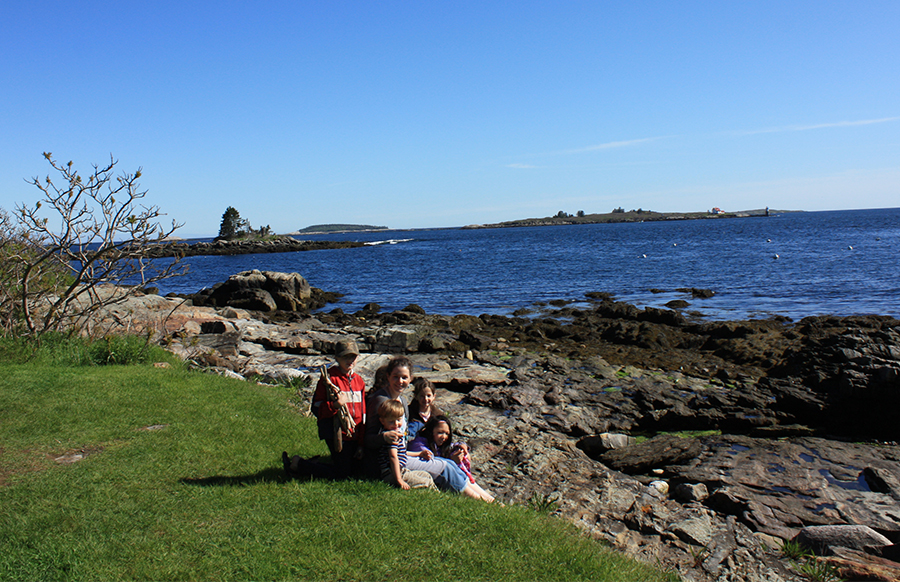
[2,2,898,236]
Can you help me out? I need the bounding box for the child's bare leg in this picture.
[470,481,495,502]
[461,483,483,501]
[462,482,494,503]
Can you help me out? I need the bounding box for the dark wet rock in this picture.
[639,306,687,327]
[672,482,710,503]
[766,315,900,440]
[192,270,312,312]
[356,303,381,316]
[417,333,454,353]
[677,287,716,299]
[458,329,496,350]
[881,544,900,562]
[585,291,614,301]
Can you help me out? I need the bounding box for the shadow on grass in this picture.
[180,466,288,487]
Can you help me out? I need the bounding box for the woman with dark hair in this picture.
[364,356,414,460]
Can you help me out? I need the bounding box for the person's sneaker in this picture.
[283,453,316,480]
[282,451,292,478]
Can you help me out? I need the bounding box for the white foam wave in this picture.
[364,238,413,246]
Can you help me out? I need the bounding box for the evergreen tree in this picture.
[218,206,241,239]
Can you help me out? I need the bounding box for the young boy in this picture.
[377,399,434,490]
[309,339,366,479]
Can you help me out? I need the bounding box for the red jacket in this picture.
[311,365,366,442]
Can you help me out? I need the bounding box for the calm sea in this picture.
[154,208,900,321]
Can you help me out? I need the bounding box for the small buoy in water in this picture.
[773,254,780,259]
[642,254,647,258]
[766,238,772,243]
[848,245,853,250]
[673,243,677,247]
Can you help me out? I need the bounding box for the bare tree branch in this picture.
[0,153,188,338]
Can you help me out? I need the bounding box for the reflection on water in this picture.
[818,468,871,491]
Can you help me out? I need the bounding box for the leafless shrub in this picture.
[0,152,187,338]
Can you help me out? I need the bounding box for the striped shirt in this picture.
[379,435,408,481]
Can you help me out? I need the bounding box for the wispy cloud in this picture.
[543,137,664,156]
[737,116,900,136]
[505,136,666,168]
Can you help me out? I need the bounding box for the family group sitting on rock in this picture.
[283,339,496,503]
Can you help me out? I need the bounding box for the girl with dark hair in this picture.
[407,377,441,442]
[410,415,494,502]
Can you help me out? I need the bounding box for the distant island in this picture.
[462,207,783,229]
[290,224,388,234]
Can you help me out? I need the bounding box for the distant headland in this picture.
[462,207,786,229]
[288,223,389,235]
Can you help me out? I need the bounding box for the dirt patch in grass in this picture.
[51,445,105,465]
[0,446,52,487]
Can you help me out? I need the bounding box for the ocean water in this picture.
[153,208,900,321]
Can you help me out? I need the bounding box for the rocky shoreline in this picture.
[95,271,900,581]
[140,236,365,258]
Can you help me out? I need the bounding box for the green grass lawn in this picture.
[0,356,676,581]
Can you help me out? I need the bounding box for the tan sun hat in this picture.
[335,339,360,358]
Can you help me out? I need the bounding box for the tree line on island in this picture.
[463,206,767,229]
[553,208,642,218]
[217,206,273,240]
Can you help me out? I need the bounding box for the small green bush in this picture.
[527,491,560,513]
[88,334,152,365]
[795,558,844,582]
[780,539,812,560]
